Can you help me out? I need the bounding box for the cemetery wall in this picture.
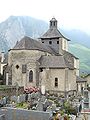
[0,107,51,120]
[0,86,24,97]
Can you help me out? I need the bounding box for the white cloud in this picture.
[0,0,90,33]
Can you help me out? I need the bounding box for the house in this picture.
[0,52,6,75]
[76,76,87,95]
[4,18,80,95]
[84,74,90,87]
[82,88,90,111]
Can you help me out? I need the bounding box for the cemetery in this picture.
[0,86,82,120]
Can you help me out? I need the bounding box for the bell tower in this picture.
[40,18,70,54]
[50,17,57,29]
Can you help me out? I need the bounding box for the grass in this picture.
[69,43,90,73]
[16,102,28,109]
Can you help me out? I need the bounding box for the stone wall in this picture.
[8,49,49,88]
[41,38,60,53]
[40,68,77,93]
[0,114,5,120]
[61,38,68,51]
[0,86,24,97]
[0,107,51,120]
[40,68,66,91]
[68,69,76,91]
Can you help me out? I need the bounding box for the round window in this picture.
[16,65,19,69]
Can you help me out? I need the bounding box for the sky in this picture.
[0,0,90,34]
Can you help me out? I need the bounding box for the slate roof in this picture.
[76,76,87,82]
[63,50,79,59]
[50,17,57,22]
[40,18,70,41]
[40,29,62,38]
[40,28,70,41]
[39,56,66,68]
[39,55,74,69]
[62,51,75,69]
[11,36,56,54]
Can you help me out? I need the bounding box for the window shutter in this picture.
[22,65,27,73]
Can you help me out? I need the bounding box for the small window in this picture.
[54,21,55,26]
[16,65,19,69]
[49,41,52,44]
[57,41,59,44]
[42,41,44,43]
[29,70,33,82]
[22,64,27,73]
[40,68,43,72]
[50,21,52,26]
[55,78,58,87]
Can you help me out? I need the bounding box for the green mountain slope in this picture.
[69,43,90,73]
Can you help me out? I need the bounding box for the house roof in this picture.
[11,36,56,55]
[76,76,87,82]
[39,55,74,69]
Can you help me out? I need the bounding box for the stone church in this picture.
[3,18,80,94]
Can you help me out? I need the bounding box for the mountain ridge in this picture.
[0,16,90,73]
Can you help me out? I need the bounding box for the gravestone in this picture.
[11,95,17,103]
[52,103,56,111]
[3,97,6,105]
[17,96,20,103]
[22,94,25,102]
[36,101,43,111]
[28,94,31,101]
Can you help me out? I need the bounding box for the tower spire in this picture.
[50,17,57,29]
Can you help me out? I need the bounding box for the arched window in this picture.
[29,70,33,82]
[55,78,58,87]
[53,21,55,26]
[50,21,52,27]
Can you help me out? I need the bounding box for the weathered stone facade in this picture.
[8,50,48,87]
[3,18,80,94]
